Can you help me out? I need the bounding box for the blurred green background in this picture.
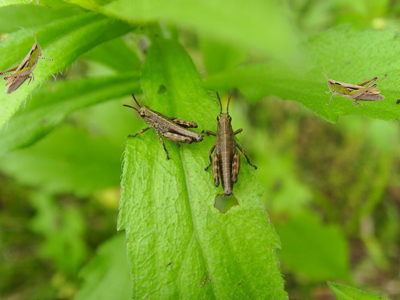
[1,0,400,299]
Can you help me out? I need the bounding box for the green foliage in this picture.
[0,74,139,155]
[328,282,390,300]
[119,36,287,299]
[0,125,122,195]
[31,192,88,275]
[276,212,350,282]
[0,0,399,299]
[0,12,132,129]
[74,234,131,300]
[205,26,400,123]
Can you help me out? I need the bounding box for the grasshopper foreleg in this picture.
[128,126,151,138]
[202,130,216,136]
[234,129,243,135]
[237,144,257,170]
[205,145,216,171]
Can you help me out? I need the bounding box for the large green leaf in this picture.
[0,12,133,130]
[0,2,82,32]
[0,125,122,196]
[63,0,298,61]
[328,282,390,300]
[276,212,350,281]
[74,234,131,300]
[205,26,400,123]
[0,73,139,157]
[119,36,287,299]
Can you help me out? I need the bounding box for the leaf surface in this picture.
[0,12,132,130]
[74,234,131,300]
[0,73,139,156]
[205,26,400,123]
[328,282,390,300]
[119,36,287,299]
[276,212,350,281]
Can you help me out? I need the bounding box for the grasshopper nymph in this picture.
[203,92,257,196]
[124,94,203,160]
[0,33,53,94]
[323,67,384,107]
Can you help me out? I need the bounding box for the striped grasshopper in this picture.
[323,67,385,107]
[0,33,53,94]
[124,94,203,160]
[203,92,257,196]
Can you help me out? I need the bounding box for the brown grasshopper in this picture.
[203,92,257,196]
[123,94,203,160]
[0,33,53,94]
[323,67,385,107]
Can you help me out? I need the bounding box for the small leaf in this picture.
[328,282,390,300]
[0,73,140,156]
[276,212,350,281]
[74,234,131,300]
[119,35,287,299]
[0,12,133,130]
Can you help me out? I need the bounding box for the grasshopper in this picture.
[0,33,53,94]
[203,92,257,196]
[123,94,203,160]
[323,67,384,107]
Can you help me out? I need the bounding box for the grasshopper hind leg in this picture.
[205,145,216,171]
[156,131,170,160]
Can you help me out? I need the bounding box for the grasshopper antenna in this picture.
[31,30,37,44]
[123,104,138,112]
[227,92,233,114]
[322,66,329,81]
[216,92,222,114]
[131,93,142,108]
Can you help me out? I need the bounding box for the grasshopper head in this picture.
[216,92,233,123]
[31,32,42,56]
[123,94,148,117]
[138,106,150,117]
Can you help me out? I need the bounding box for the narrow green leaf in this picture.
[328,282,390,300]
[0,12,133,130]
[205,26,400,123]
[0,73,140,156]
[276,212,350,281]
[0,125,122,196]
[0,0,38,7]
[0,4,83,32]
[83,38,140,72]
[72,0,300,61]
[74,234,131,300]
[119,37,287,299]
